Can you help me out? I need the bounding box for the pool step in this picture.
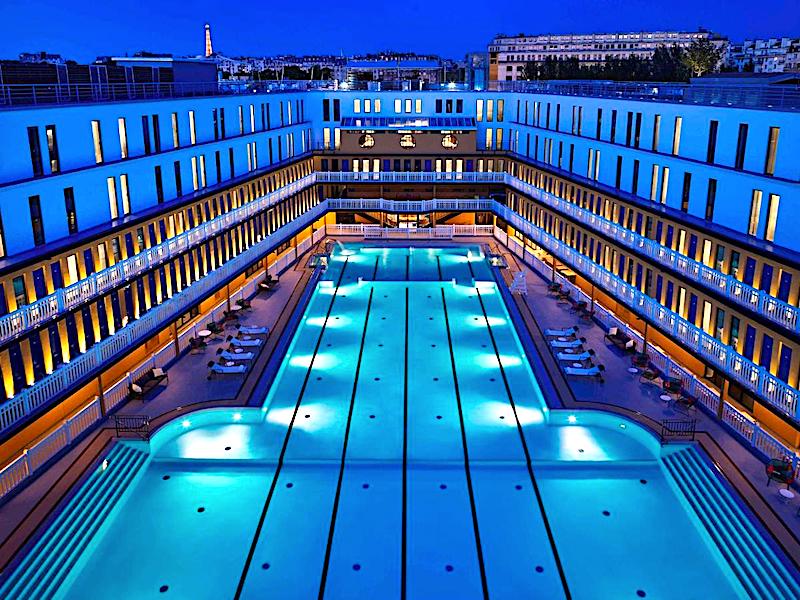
[662,447,800,600]
[0,443,149,599]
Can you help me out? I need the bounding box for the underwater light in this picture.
[182,419,191,428]
[567,415,577,424]
[101,459,108,471]
[233,412,242,422]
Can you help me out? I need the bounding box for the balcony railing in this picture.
[326,197,495,212]
[505,175,800,333]
[315,170,507,184]
[0,202,327,435]
[0,174,317,349]
[494,203,799,420]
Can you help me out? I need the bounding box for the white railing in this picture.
[493,204,800,420]
[0,230,322,501]
[0,173,317,347]
[493,226,800,470]
[315,170,506,184]
[505,174,800,333]
[326,224,494,239]
[326,197,495,213]
[0,202,328,436]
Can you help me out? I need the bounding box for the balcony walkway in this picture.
[490,240,800,553]
[0,259,311,571]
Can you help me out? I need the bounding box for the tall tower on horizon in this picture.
[204,23,214,58]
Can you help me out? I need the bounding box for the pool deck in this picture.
[1,235,799,575]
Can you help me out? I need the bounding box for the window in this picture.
[173,161,182,197]
[609,110,617,143]
[487,99,494,122]
[765,194,780,242]
[596,108,603,139]
[154,166,164,203]
[12,276,27,308]
[29,195,44,246]
[652,115,661,151]
[631,159,640,195]
[239,105,245,133]
[107,177,119,219]
[706,120,718,163]
[354,98,361,113]
[322,99,330,121]
[748,189,762,236]
[615,156,623,188]
[120,174,131,215]
[625,112,633,146]
[171,112,180,148]
[435,99,443,113]
[364,99,371,113]
[152,114,161,152]
[497,99,504,122]
[333,99,340,121]
[45,125,59,172]
[671,116,682,155]
[118,117,128,158]
[64,187,78,234]
[485,128,493,150]
[764,127,779,176]
[394,98,402,113]
[404,99,412,113]
[678,172,691,212]
[189,111,197,145]
[141,116,152,155]
[705,179,717,221]
[735,124,748,170]
[374,99,381,113]
[660,167,670,204]
[476,99,484,122]
[27,126,43,177]
[414,99,422,114]
[650,165,659,201]
[91,120,104,164]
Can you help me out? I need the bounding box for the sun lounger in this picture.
[563,364,605,380]
[557,350,595,361]
[229,337,262,348]
[207,361,247,378]
[237,325,269,335]
[217,349,255,361]
[545,326,578,337]
[549,337,586,349]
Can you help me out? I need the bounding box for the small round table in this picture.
[230,305,242,312]
[660,394,672,402]
[198,329,212,339]
[779,488,795,503]
[627,367,639,374]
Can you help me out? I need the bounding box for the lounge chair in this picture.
[557,350,595,361]
[605,326,636,353]
[236,324,269,335]
[550,337,587,349]
[564,364,605,381]
[545,326,579,337]
[207,321,225,337]
[207,361,247,379]
[639,369,664,387]
[228,336,262,348]
[546,282,562,295]
[217,349,255,361]
[236,298,252,310]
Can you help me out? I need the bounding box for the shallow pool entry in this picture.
[3,245,797,600]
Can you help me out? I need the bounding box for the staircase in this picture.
[663,446,800,600]
[0,443,149,598]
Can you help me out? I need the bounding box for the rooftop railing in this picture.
[0,80,333,108]
[489,80,800,112]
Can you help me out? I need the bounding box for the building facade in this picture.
[0,82,799,490]
[488,30,727,81]
[727,37,800,73]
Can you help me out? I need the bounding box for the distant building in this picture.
[344,52,447,85]
[102,54,217,84]
[727,37,800,73]
[488,29,727,81]
[18,52,66,65]
[464,52,488,89]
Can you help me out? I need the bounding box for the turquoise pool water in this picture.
[4,245,794,599]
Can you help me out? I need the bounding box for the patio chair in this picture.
[563,364,605,381]
[556,290,572,304]
[207,321,225,337]
[207,361,247,379]
[766,458,795,488]
[217,349,255,361]
[189,337,207,354]
[545,326,579,337]
[128,367,169,400]
[568,299,588,314]
[550,337,587,349]
[639,368,664,388]
[236,298,252,311]
[546,282,562,295]
[673,395,697,414]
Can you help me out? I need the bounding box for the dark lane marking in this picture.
[233,259,349,599]
[440,287,490,600]
[475,287,572,599]
[317,288,375,599]
[401,286,409,600]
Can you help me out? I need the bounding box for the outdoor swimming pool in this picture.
[2,245,798,599]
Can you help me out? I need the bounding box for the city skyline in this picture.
[1,0,798,62]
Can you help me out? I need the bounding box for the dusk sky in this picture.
[1,0,799,61]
